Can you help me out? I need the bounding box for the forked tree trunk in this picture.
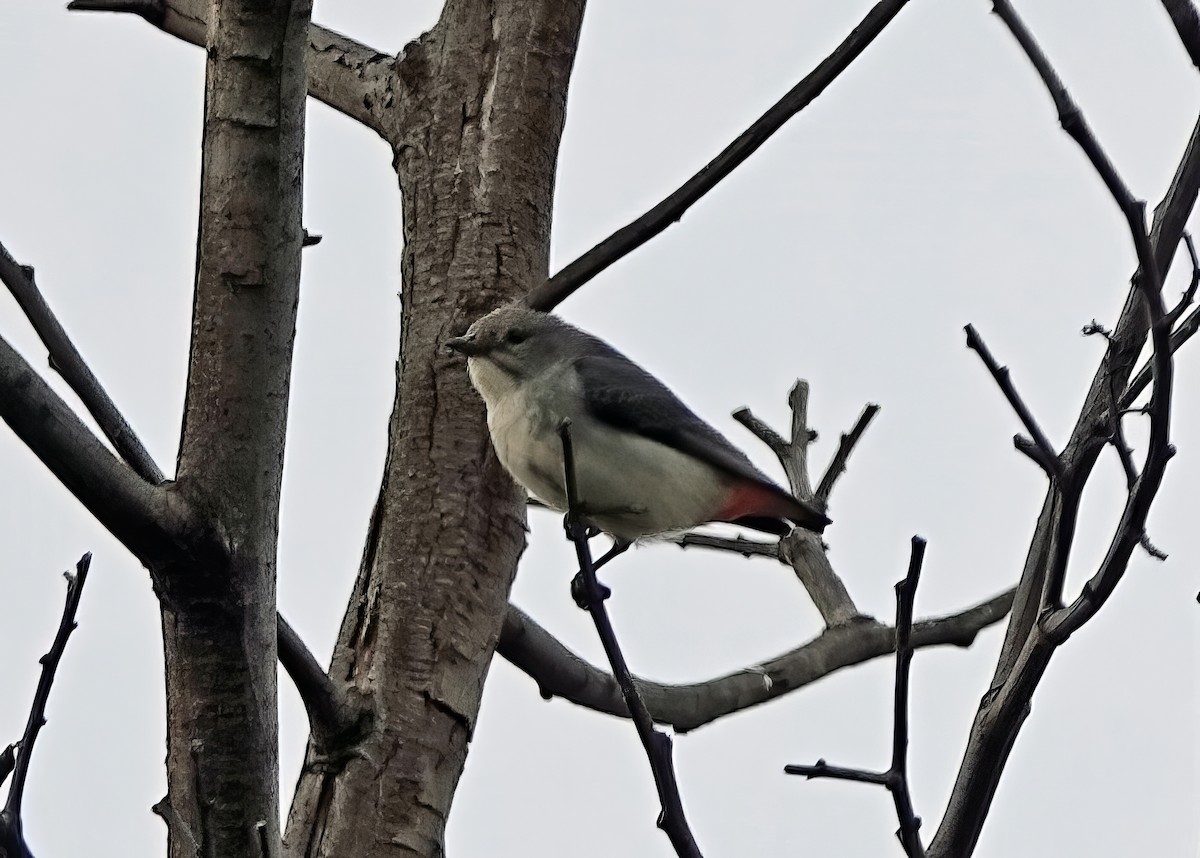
[283,2,585,855]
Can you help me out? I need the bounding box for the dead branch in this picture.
[0,242,365,727]
[0,240,164,483]
[733,382,871,626]
[0,334,209,570]
[497,587,1013,733]
[67,0,401,136]
[669,532,781,560]
[1123,230,1200,405]
[786,537,929,857]
[924,5,1188,855]
[964,324,1063,480]
[524,0,914,311]
[815,403,881,502]
[0,554,91,858]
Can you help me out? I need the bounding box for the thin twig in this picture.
[785,537,928,857]
[785,381,817,498]
[992,0,1176,641]
[669,532,781,561]
[558,421,703,858]
[1139,533,1168,561]
[889,537,927,857]
[928,8,1186,853]
[731,384,864,623]
[0,554,92,858]
[524,0,913,311]
[0,241,165,483]
[964,324,1064,480]
[1012,434,1059,472]
[732,406,789,465]
[815,403,881,501]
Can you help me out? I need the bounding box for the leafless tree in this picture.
[1,1,1196,857]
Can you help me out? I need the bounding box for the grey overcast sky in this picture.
[1,1,1198,856]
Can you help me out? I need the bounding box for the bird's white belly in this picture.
[484,387,725,541]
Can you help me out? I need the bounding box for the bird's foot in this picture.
[570,571,611,610]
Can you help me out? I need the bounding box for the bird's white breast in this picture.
[467,357,728,541]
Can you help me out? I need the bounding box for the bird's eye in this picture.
[505,329,528,345]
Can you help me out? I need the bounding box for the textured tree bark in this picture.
[283,2,585,856]
[156,0,311,854]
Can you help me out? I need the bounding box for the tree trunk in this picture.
[283,2,585,855]
[156,0,311,854]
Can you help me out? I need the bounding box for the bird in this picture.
[446,304,830,547]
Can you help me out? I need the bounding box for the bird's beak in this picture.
[445,335,486,356]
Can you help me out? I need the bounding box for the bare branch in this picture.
[67,0,401,136]
[815,403,881,502]
[558,421,703,858]
[1139,533,1169,561]
[0,334,210,569]
[992,0,1176,641]
[785,538,928,858]
[734,383,865,625]
[785,759,889,786]
[786,381,818,499]
[1159,0,1200,71]
[1123,230,1200,406]
[0,241,165,483]
[964,324,1064,480]
[732,406,790,467]
[277,615,368,748]
[524,0,914,311]
[497,588,1014,733]
[889,538,929,857]
[669,532,781,560]
[1122,303,1200,407]
[1041,443,1176,642]
[928,6,1184,855]
[779,530,860,627]
[0,747,13,792]
[0,554,91,858]
[1012,433,1058,472]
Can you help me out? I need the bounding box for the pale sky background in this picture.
[1,1,1198,856]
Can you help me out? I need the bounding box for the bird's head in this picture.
[446,304,576,396]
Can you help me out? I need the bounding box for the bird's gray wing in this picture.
[573,354,771,487]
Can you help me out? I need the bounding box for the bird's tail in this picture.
[716,481,830,535]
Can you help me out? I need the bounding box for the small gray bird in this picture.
[446,305,830,544]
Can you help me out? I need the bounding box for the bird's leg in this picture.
[593,539,631,572]
[569,539,629,608]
